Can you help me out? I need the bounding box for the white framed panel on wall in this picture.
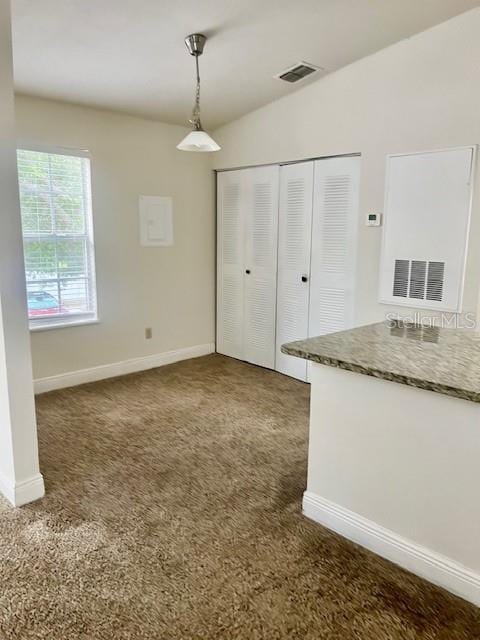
[139,196,174,247]
[379,146,476,312]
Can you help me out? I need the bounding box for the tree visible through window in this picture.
[17,149,97,327]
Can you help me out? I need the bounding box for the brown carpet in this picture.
[0,354,479,639]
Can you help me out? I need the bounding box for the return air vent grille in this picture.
[426,262,445,302]
[275,62,322,84]
[392,259,445,303]
[409,260,427,299]
[392,260,409,298]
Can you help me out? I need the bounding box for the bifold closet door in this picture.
[243,165,279,369]
[217,169,245,360]
[309,156,360,339]
[217,165,279,369]
[275,162,314,381]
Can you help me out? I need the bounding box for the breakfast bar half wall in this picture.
[283,320,480,606]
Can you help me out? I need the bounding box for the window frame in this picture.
[17,145,99,331]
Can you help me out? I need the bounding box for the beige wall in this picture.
[212,8,480,326]
[0,0,43,505]
[15,96,215,379]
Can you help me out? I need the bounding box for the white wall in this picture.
[15,96,215,380]
[0,0,43,506]
[212,8,480,326]
[305,364,480,606]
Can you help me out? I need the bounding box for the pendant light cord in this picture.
[190,55,202,131]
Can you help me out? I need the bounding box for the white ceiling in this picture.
[11,0,480,130]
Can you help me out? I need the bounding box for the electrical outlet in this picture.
[145,327,152,340]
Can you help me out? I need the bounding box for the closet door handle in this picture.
[301,275,308,283]
[245,269,251,274]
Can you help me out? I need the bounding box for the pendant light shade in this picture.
[176,130,221,152]
[177,33,220,153]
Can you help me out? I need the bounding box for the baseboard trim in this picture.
[34,343,216,394]
[303,491,480,607]
[0,471,45,507]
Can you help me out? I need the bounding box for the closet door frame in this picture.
[216,153,360,374]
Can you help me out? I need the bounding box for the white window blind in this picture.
[17,149,98,328]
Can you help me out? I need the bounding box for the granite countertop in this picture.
[281,320,480,403]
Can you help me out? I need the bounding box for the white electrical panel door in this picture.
[243,165,280,369]
[276,162,314,381]
[217,170,246,360]
[139,196,174,246]
[379,147,475,312]
[309,156,360,342]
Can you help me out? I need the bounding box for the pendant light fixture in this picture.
[177,34,220,152]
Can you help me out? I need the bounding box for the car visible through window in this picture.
[27,291,66,317]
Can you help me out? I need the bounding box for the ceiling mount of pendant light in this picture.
[177,33,220,152]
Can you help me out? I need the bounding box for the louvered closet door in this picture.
[309,156,360,342]
[275,162,314,381]
[217,170,246,360]
[243,165,279,369]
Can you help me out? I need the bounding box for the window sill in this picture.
[29,317,99,333]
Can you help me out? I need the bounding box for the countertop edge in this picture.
[280,345,480,404]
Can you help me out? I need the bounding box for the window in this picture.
[17,148,98,329]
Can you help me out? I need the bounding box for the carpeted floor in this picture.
[0,354,479,639]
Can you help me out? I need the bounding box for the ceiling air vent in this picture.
[275,62,322,84]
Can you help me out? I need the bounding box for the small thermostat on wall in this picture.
[366,212,382,227]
